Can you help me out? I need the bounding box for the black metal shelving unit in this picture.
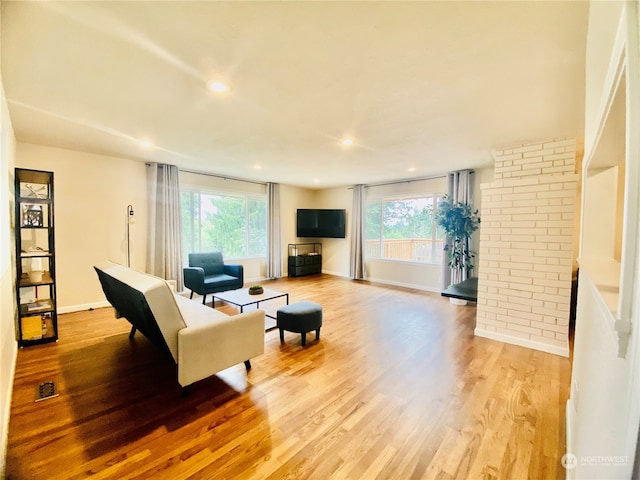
[14,168,58,346]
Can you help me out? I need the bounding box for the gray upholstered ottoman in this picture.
[276,301,323,346]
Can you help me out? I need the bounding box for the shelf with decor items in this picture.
[288,243,322,277]
[14,168,58,346]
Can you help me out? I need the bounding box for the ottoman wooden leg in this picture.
[301,332,306,346]
[279,328,284,343]
[316,328,320,340]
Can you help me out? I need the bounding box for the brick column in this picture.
[475,138,578,357]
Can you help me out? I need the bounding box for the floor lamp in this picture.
[126,205,135,267]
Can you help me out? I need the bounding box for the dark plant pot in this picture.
[248,287,263,295]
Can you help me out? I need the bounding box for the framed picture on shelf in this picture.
[19,182,48,199]
[21,204,43,227]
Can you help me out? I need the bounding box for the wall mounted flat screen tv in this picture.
[297,209,346,238]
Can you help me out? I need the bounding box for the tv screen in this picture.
[297,209,346,238]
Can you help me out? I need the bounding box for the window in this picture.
[181,190,267,261]
[365,194,444,263]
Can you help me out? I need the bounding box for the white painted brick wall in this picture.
[476,137,578,357]
[494,137,576,180]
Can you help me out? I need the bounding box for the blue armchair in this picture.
[183,252,244,304]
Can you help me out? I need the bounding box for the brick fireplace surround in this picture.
[475,137,579,357]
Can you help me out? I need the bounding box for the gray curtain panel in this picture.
[146,163,184,291]
[441,169,474,289]
[267,182,282,279]
[350,184,366,280]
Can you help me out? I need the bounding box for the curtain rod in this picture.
[365,174,448,188]
[179,168,267,186]
[352,170,475,189]
[180,169,470,189]
[347,173,449,190]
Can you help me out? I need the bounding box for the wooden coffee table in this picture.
[212,288,289,330]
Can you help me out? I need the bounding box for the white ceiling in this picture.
[1,1,588,189]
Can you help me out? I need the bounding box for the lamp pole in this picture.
[126,205,135,267]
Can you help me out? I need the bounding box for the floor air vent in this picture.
[36,381,58,402]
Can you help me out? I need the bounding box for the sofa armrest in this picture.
[177,309,264,387]
[224,264,244,285]
[183,266,205,293]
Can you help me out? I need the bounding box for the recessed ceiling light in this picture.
[139,139,152,148]
[341,139,354,147]
[207,81,228,93]
[408,167,417,172]
[253,164,262,170]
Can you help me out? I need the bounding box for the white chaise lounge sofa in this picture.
[94,261,265,392]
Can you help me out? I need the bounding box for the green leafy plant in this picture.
[249,285,263,291]
[435,195,480,285]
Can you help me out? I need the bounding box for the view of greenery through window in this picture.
[181,190,267,261]
[366,195,445,263]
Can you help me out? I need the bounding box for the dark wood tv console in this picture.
[288,243,322,277]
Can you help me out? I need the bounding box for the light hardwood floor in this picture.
[5,274,571,479]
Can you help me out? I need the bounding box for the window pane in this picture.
[181,191,199,263]
[182,190,267,261]
[365,195,443,263]
[434,195,445,262]
[200,194,245,257]
[248,198,267,256]
[365,202,381,258]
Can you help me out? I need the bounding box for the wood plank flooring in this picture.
[5,274,571,479]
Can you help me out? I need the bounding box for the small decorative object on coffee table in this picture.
[248,285,263,295]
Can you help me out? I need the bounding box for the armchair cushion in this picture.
[189,252,225,276]
[204,273,241,290]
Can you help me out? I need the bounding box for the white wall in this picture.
[16,143,148,312]
[279,184,317,275]
[313,187,351,277]
[567,2,640,478]
[584,1,626,153]
[0,73,17,478]
[1,10,17,471]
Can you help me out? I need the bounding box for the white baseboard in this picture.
[244,276,266,284]
[565,399,574,480]
[474,328,570,357]
[296,271,442,294]
[321,270,350,278]
[58,300,111,314]
[365,276,441,293]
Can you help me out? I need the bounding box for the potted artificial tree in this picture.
[435,195,481,289]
